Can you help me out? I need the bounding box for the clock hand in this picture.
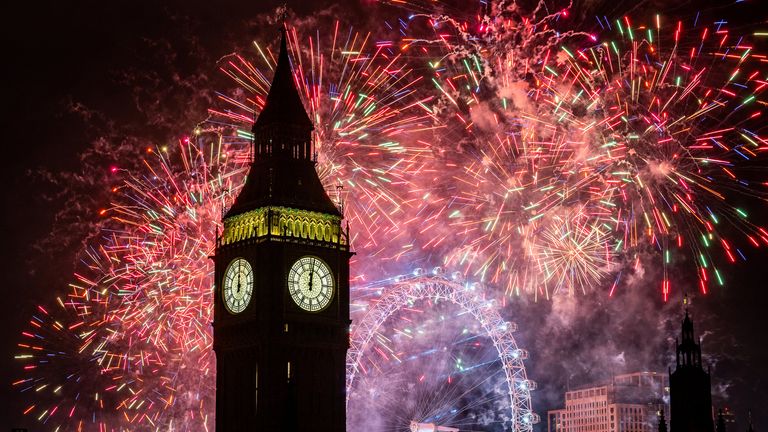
[308,269,314,292]
[237,261,242,294]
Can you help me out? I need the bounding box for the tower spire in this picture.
[253,24,312,132]
[225,23,339,218]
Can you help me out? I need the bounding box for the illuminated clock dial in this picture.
[223,258,253,314]
[288,256,334,312]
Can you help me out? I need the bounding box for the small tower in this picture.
[717,409,727,432]
[658,410,668,432]
[669,311,715,432]
[746,411,755,432]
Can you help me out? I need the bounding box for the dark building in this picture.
[668,311,715,432]
[717,410,727,432]
[719,407,737,431]
[212,26,352,432]
[746,412,756,432]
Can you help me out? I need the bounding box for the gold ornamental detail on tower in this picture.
[220,206,346,246]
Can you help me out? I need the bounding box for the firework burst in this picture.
[401,10,768,299]
[13,4,768,431]
[207,21,438,272]
[535,14,768,299]
[14,20,441,430]
[15,137,245,430]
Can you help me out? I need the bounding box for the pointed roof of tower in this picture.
[223,25,339,219]
[254,26,313,131]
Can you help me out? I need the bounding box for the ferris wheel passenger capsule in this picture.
[511,349,529,360]
[450,271,464,282]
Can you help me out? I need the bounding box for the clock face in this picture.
[288,256,334,312]
[222,258,253,314]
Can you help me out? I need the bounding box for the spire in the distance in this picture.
[716,409,727,432]
[658,410,668,432]
[253,25,312,131]
[676,309,703,368]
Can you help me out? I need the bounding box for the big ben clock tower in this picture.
[212,27,351,432]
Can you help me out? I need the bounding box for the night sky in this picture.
[2,0,767,430]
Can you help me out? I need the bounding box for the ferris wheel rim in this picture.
[346,275,538,431]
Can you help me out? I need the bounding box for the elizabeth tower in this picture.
[212,27,351,432]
